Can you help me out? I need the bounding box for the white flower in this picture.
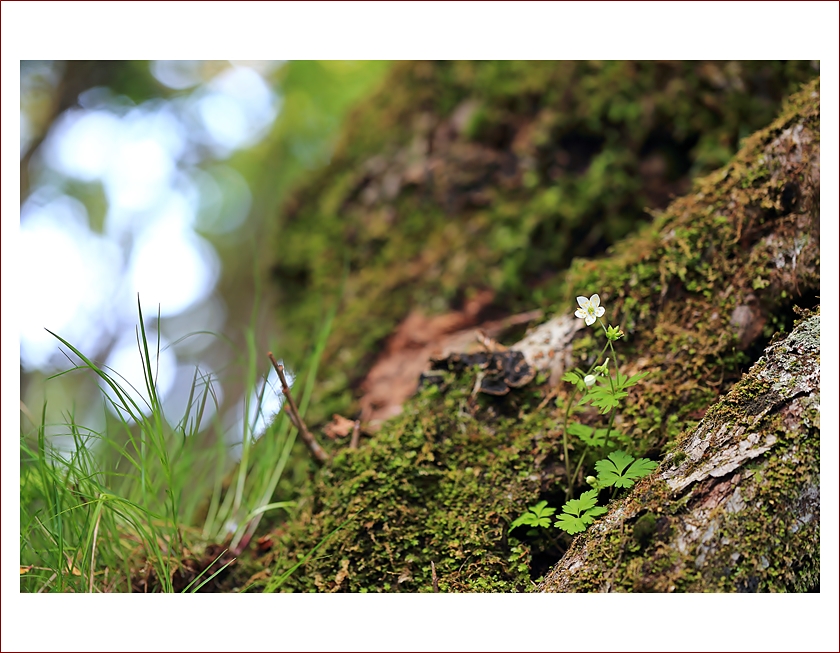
[575,293,606,326]
[584,374,597,387]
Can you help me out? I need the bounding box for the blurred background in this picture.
[19,60,391,457]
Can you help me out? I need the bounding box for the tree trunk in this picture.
[246,73,820,593]
[538,313,820,592]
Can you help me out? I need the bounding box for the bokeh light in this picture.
[18,59,390,455]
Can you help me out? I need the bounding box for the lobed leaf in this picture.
[509,500,557,532]
[595,450,658,488]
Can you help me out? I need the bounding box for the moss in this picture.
[253,77,820,592]
[270,61,818,424]
[261,378,554,592]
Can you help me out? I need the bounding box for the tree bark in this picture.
[538,313,820,592]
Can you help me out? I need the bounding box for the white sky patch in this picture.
[109,184,199,242]
[101,330,178,420]
[124,221,220,318]
[197,92,249,153]
[21,71,259,380]
[125,102,188,161]
[194,65,280,156]
[224,367,294,460]
[43,109,123,181]
[19,193,122,371]
[103,135,175,212]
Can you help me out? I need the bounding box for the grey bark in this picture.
[538,314,820,592]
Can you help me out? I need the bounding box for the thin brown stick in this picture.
[282,404,301,431]
[268,352,329,464]
[431,561,439,592]
[350,420,361,449]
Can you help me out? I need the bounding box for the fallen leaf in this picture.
[323,414,357,439]
[359,300,541,426]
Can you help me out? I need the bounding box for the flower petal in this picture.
[577,296,589,308]
[575,308,587,319]
[590,294,600,307]
[585,314,596,326]
[595,306,605,317]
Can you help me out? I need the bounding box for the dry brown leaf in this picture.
[358,298,541,426]
[323,414,357,439]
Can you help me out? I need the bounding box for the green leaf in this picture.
[567,423,619,448]
[595,450,658,488]
[561,369,588,393]
[588,387,628,413]
[616,370,649,391]
[561,371,582,384]
[626,457,658,479]
[566,422,590,436]
[509,500,556,532]
[566,422,593,440]
[584,505,608,521]
[554,513,587,534]
[554,490,608,534]
[562,488,599,515]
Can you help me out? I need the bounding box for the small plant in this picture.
[594,450,657,490]
[508,500,556,533]
[553,489,607,535]
[509,292,658,539]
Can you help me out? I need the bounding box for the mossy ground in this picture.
[247,73,820,592]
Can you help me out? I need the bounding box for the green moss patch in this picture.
[271,61,818,424]
[256,76,819,592]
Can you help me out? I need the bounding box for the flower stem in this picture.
[599,319,620,454]
[561,386,578,502]
[572,444,590,490]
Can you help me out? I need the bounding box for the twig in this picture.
[282,404,302,430]
[268,352,329,464]
[431,561,439,592]
[350,420,361,449]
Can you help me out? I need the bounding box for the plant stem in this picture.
[571,444,590,490]
[562,339,610,501]
[599,319,620,454]
[561,385,579,502]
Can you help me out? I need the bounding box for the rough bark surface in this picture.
[244,77,820,593]
[538,313,820,592]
